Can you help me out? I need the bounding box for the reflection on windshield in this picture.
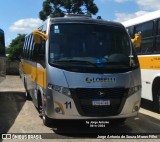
[49,24,138,69]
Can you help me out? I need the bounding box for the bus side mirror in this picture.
[32,30,48,44]
[131,33,142,48]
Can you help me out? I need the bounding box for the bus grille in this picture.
[70,88,129,116]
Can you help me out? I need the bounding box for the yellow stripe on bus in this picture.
[21,62,46,89]
[37,68,46,88]
[138,56,160,70]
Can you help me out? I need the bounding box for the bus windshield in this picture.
[49,24,138,71]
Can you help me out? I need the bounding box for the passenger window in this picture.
[22,39,26,58]
[27,35,31,60]
[155,20,160,53]
[30,40,34,60]
[135,24,142,34]
[135,21,154,55]
[24,37,29,59]
[142,22,153,37]
[28,36,34,60]
[135,21,153,38]
[36,37,46,67]
[37,38,45,55]
[157,20,160,35]
[26,36,31,59]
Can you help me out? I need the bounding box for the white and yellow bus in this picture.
[20,14,142,126]
[123,10,160,113]
[0,29,6,83]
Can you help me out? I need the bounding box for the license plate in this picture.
[92,99,110,106]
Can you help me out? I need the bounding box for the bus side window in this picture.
[24,37,29,59]
[22,41,25,58]
[127,26,134,38]
[155,19,160,53]
[32,43,38,61]
[27,35,33,60]
[132,25,142,54]
[26,35,32,60]
[157,20,160,34]
[29,37,34,60]
[36,38,46,68]
[135,21,154,55]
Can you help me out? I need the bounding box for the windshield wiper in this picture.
[54,59,98,67]
[101,61,128,65]
[53,59,137,69]
[103,61,139,70]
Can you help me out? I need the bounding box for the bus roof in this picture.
[122,10,160,27]
[50,16,124,28]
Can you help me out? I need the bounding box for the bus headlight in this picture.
[128,85,141,96]
[48,83,71,97]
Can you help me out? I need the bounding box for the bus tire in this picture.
[153,78,160,113]
[41,105,53,127]
[37,91,42,112]
[42,113,52,127]
[153,88,160,113]
[37,91,53,127]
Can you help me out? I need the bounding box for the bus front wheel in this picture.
[38,93,52,127]
[42,107,52,127]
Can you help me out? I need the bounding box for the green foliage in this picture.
[39,0,98,21]
[6,47,10,54]
[7,34,26,61]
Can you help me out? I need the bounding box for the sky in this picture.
[0,0,160,46]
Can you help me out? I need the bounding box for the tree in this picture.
[7,34,26,61]
[39,0,98,21]
[6,47,10,54]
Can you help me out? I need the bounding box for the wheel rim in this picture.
[25,92,28,97]
[43,115,46,121]
[41,106,46,122]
